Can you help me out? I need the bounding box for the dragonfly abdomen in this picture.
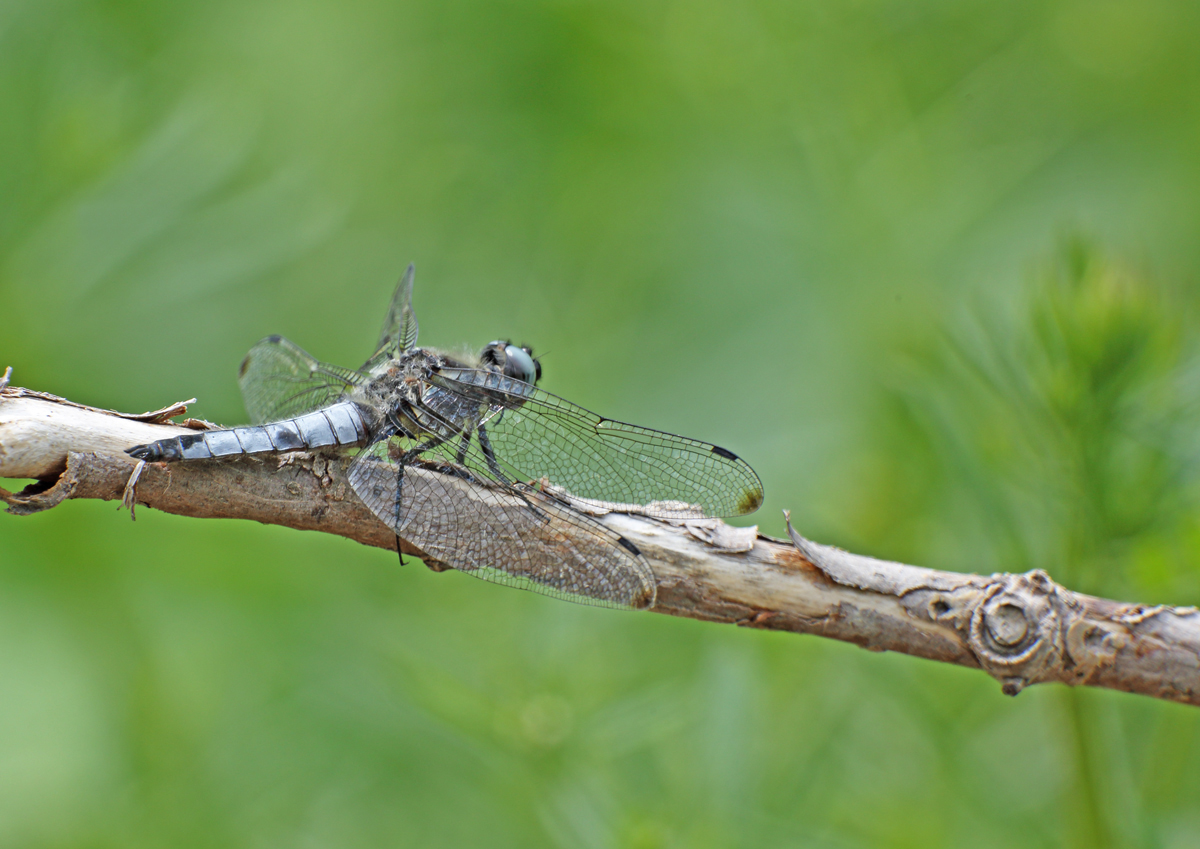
[127,401,368,462]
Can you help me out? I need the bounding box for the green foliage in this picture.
[863,241,1200,603]
[850,241,1200,848]
[4,1,1200,847]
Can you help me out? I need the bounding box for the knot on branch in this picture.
[963,570,1065,695]
[1063,616,1129,683]
[907,570,1067,694]
[913,569,1138,695]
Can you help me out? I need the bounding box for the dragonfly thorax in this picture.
[354,343,531,443]
[351,348,443,435]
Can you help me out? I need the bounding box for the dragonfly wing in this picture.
[362,264,419,370]
[428,369,764,519]
[238,335,367,424]
[347,441,657,609]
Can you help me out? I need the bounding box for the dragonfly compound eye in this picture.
[504,344,539,385]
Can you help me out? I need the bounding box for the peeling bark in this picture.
[3,385,1199,706]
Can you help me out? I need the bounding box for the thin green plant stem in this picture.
[1064,689,1112,849]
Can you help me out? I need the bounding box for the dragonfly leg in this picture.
[386,410,418,440]
[455,428,472,465]
[476,425,509,483]
[393,432,454,524]
[474,423,553,525]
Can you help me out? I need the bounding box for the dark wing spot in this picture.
[737,488,765,514]
[238,356,251,378]
[711,445,738,461]
[617,536,641,557]
[266,334,283,343]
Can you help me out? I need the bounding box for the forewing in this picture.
[347,442,657,609]
[363,264,419,369]
[429,369,765,519]
[238,335,366,423]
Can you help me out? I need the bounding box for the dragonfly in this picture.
[127,266,764,609]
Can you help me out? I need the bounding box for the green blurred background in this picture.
[4,1,1200,846]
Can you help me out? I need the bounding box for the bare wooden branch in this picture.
[3,384,1199,706]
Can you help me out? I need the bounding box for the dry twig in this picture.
[2,384,1198,706]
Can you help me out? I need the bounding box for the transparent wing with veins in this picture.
[237,335,367,423]
[426,368,765,520]
[361,263,419,371]
[347,439,657,609]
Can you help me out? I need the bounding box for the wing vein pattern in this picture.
[239,336,367,423]
[429,369,763,519]
[347,443,657,609]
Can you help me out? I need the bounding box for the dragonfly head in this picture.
[482,341,542,385]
